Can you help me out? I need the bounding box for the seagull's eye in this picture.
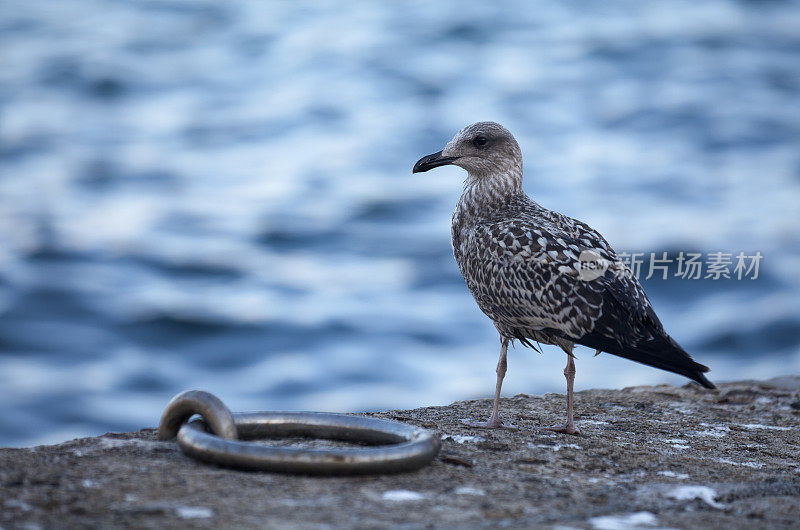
[473,136,488,147]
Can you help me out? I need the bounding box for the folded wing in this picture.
[464,217,714,389]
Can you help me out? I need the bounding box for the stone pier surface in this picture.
[2,378,799,529]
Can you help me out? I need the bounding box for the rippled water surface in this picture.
[1,0,799,446]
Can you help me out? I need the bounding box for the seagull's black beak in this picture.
[412,151,460,173]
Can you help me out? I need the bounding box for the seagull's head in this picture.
[413,122,522,180]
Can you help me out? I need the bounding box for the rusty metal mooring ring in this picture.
[158,390,441,475]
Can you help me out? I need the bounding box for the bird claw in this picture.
[462,418,518,430]
[538,423,581,435]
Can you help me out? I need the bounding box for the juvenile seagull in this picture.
[413,122,714,434]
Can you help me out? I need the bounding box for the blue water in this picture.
[1,0,799,447]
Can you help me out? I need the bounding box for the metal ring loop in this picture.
[157,390,237,441]
[158,391,441,475]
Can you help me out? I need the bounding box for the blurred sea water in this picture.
[1,0,799,447]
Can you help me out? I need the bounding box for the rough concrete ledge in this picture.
[2,378,800,529]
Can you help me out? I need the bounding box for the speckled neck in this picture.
[457,166,524,218]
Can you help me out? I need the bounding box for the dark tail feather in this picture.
[575,332,715,389]
[516,335,540,353]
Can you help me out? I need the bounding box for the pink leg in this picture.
[541,353,580,435]
[464,338,517,429]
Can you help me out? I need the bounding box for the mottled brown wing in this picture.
[463,218,713,388]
